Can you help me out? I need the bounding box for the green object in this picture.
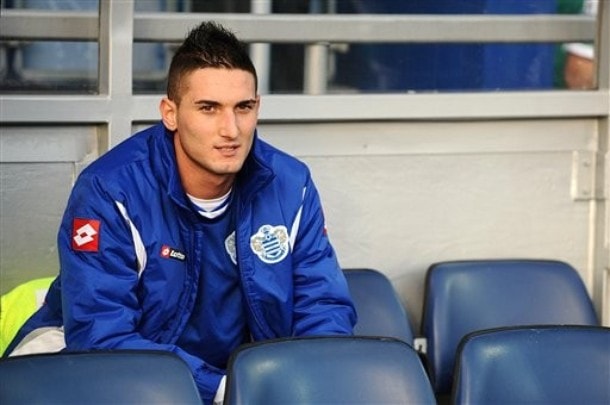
[557,0,584,14]
[0,277,55,356]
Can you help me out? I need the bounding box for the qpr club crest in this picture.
[250,224,289,264]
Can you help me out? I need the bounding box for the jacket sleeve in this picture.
[290,175,357,336]
[58,174,222,404]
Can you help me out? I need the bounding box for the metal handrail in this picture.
[0,10,596,43]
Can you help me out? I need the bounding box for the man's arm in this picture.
[290,176,357,336]
[58,174,224,404]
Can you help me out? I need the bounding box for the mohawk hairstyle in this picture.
[166,21,258,102]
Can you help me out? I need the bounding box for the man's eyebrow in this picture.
[237,98,258,106]
[193,99,220,106]
[193,98,257,106]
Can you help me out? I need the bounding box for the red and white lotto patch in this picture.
[72,218,100,252]
[160,245,186,261]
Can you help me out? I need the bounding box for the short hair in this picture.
[166,21,258,102]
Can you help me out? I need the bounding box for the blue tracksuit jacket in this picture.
[5,122,356,402]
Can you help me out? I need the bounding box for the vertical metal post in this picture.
[98,0,134,148]
[303,0,328,95]
[250,0,271,94]
[596,0,609,92]
[591,0,610,325]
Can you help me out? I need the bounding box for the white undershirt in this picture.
[188,189,232,219]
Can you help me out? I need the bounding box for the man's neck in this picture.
[181,174,234,200]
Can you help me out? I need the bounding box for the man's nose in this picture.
[219,111,239,138]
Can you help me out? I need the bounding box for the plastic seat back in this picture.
[453,326,610,404]
[0,350,203,404]
[225,336,436,405]
[344,268,414,344]
[421,259,598,394]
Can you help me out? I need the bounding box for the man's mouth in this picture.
[216,144,239,156]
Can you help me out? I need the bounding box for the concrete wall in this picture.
[2,117,605,329]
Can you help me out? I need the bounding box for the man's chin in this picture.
[212,162,244,176]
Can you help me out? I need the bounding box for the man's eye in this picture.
[199,105,214,112]
[237,103,254,112]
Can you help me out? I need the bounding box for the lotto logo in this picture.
[160,245,171,258]
[72,218,100,252]
[160,245,186,261]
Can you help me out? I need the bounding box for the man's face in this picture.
[161,67,259,194]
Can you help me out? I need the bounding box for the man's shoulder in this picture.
[81,124,163,178]
[76,124,167,195]
[255,137,309,175]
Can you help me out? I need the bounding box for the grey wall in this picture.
[1,1,608,328]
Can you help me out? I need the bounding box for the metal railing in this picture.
[0,0,608,145]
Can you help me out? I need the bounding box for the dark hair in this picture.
[166,21,257,102]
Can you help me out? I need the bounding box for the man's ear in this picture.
[160,97,177,131]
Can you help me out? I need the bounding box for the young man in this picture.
[5,21,356,404]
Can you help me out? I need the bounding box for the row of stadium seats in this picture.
[1,325,608,404]
[223,324,610,404]
[345,259,604,403]
[1,259,608,404]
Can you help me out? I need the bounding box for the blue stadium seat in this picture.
[0,350,203,404]
[421,259,598,396]
[344,268,414,344]
[453,326,610,404]
[225,336,436,405]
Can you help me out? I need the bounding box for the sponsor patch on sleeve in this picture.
[72,218,101,252]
